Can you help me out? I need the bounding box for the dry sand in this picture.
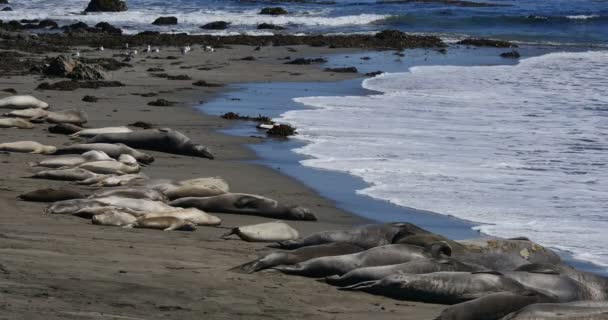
[0,45,444,319]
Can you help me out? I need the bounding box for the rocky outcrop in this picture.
[95,22,122,34]
[0,1,8,4]
[457,38,517,48]
[84,0,127,12]
[70,63,107,81]
[43,55,108,81]
[285,58,327,65]
[260,7,288,15]
[257,23,285,30]
[44,55,77,77]
[152,16,178,25]
[500,50,521,58]
[200,21,230,30]
[324,67,358,73]
[1,7,12,11]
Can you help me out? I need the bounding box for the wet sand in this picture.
[0,45,444,319]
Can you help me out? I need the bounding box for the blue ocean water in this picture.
[1,0,607,44]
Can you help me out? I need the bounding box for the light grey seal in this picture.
[221,221,299,242]
[77,154,140,175]
[124,217,196,231]
[0,95,49,109]
[30,150,112,168]
[169,193,316,221]
[45,109,88,125]
[18,188,86,202]
[54,143,154,164]
[29,168,101,181]
[0,117,34,129]
[231,243,366,274]
[436,291,553,320]
[140,208,222,226]
[274,242,452,277]
[71,126,133,138]
[501,301,608,320]
[88,128,214,159]
[92,211,137,227]
[272,222,431,250]
[90,187,168,202]
[148,177,229,200]
[0,141,56,154]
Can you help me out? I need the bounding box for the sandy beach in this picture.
[0,43,445,319]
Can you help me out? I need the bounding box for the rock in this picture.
[260,7,288,15]
[221,112,272,123]
[81,58,130,71]
[147,99,175,107]
[84,0,127,12]
[457,38,517,48]
[0,0,8,4]
[324,67,358,73]
[365,71,383,77]
[70,63,107,81]
[375,29,409,41]
[138,30,160,36]
[200,21,230,30]
[500,50,521,58]
[82,95,99,102]
[152,16,178,25]
[95,22,122,34]
[38,19,59,29]
[192,80,223,87]
[240,56,256,61]
[62,22,90,33]
[267,124,296,137]
[37,80,124,91]
[20,19,39,24]
[257,23,285,30]
[285,58,327,65]
[45,55,78,77]
[1,7,12,11]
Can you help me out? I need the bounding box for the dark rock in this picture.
[0,0,8,4]
[95,22,122,35]
[324,67,358,73]
[128,121,154,129]
[48,123,83,134]
[260,7,288,15]
[240,56,256,61]
[38,19,59,29]
[285,57,327,65]
[85,0,127,12]
[37,80,124,91]
[457,38,517,48]
[192,80,223,87]
[147,67,165,72]
[267,124,296,137]
[365,71,383,77]
[62,22,90,33]
[69,63,107,81]
[20,19,39,24]
[152,16,178,25]
[200,21,230,30]
[44,55,77,77]
[148,99,175,107]
[81,58,131,71]
[500,50,521,58]
[2,88,17,94]
[137,30,160,36]
[167,74,191,80]
[437,48,448,54]
[221,112,272,124]
[360,56,371,60]
[1,7,12,11]
[257,23,285,30]
[82,95,99,102]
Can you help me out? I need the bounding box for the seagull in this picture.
[128,50,138,57]
[98,46,104,51]
[124,43,129,49]
[72,50,80,58]
[153,48,160,53]
[181,45,191,55]
[145,44,151,53]
[203,45,215,52]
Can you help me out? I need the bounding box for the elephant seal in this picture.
[71,126,133,138]
[48,123,83,135]
[125,217,196,231]
[45,110,88,125]
[221,221,299,242]
[456,239,562,266]
[92,196,175,213]
[90,187,168,202]
[0,141,56,154]
[55,143,154,164]
[148,177,229,199]
[341,271,527,304]
[325,257,482,287]
[0,118,34,129]
[4,108,49,119]
[45,198,108,215]
[140,208,221,226]
[30,150,112,168]
[503,270,596,303]
[77,154,140,175]
[501,301,608,320]
[30,168,101,181]
[74,206,142,219]
[169,193,316,221]
[272,222,431,250]
[274,242,452,277]
[0,95,49,109]
[92,211,137,227]
[231,243,366,274]
[19,188,85,202]
[436,291,553,320]
[88,128,214,159]
[79,173,149,187]
[396,234,467,255]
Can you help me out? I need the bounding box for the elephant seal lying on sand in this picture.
[148,177,229,199]
[501,301,608,320]
[77,154,140,175]
[125,217,196,231]
[436,291,553,320]
[30,150,112,168]
[30,168,101,181]
[0,141,56,154]
[169,193,316,221]
[88,128,214,159]
[0,118,34,129]
[79,173,148,187]
[92,211,137,227]
[45,110,88,125]
[272,222,431,250]
[222,221,299,242]
[0,95,49,109]
[274,242,452,277]
[231,243,366,274]
[19,188,85,202]
[456,239,562,267]
[71,126,133,138]
[141,208,221,226]
[55,143,154,164]
[90,187,168,202]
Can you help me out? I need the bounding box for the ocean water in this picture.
[284,50,608,268]
[1,0,607,44]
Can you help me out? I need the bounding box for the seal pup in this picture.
[148,177,229,199]
[55,143,154,164]
[88,128,214,159]
[79,173,149,187]
[221,221,299,242]
[90,187,168,202]
[0,95,49,109]
[325,257,482,287]
[274,242,452,277]
[71,126,133,138]
[140,208,221,226]
[45,110,88,125]
[436,291,553,320]
[92,211,137,227]
[273,222,431,250]
[48,123,83,135]
[77,154,140,175]
[19,188,85,202]
[0,118,34,129]
[501,301,608,320]
[169,193,316,221]
[29,168,101,181]
[0,141,56,154]
[341,271,528,304]
[30,150,112,168]
[125,217,196,231]
[4,108,49,120]
[231,243,366,274]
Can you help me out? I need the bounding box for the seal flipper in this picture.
[272,264,306,275]
[229,259,263,274]
[338,280,378,291]
[269,239,299,249]
[234,196,264,209]
[221,228,239,239]
[514,263,560,275]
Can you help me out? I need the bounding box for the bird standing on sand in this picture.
[124,43,129,50]
[145,44,151,53]
[72,50,80,58]
[181,45,191,55]
[99,46,104,51]
[153,48,160,53]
